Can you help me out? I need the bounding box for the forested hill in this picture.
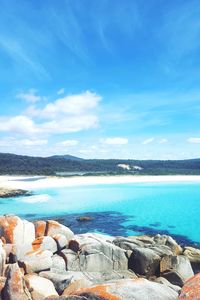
[0,152,200,175]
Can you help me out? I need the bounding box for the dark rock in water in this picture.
[0,188,32,198]
[149,222,161,227]
[39,211,132,237]
[168,225,176,229]
[76,216,94,222]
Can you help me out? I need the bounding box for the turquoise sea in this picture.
[1,181,200,247]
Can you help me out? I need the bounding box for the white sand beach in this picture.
[1,175,200,191]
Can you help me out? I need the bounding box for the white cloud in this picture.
[20,139,48,146]
[17,89,41,103]
[187,137,200,143]
[142,138,154,145]
[28,90,101,119]
[57,88,65,95]
[159,138,168,144]
[0,137,47,148]
[57,140,79,146]
[0,91,101,136]
[100,137,128,145]
[0,115,38,135]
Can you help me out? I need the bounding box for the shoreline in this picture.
[1,174,200,190]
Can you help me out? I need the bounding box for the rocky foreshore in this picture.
[0,215,200,299]
[0,188,31,198]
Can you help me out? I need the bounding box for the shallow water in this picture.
[1,181,200,246]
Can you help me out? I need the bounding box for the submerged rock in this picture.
[0,188,31,198]
[76,216,93,222]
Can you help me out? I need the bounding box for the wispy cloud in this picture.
[100,137,128,145]
[0,137,47,147]
[159,138,168,144]
[57,88,65,95]
[187,137,200,143]
[0,36,49,78]
[17,89,42,103]
[142,138,154,145]
[57,140,79,147]
[161,0,200,61]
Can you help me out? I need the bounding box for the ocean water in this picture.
[1,181,200,247]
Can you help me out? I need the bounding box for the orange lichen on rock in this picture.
[75,283,123,300]
[75,278,150,300]
[34,221,46,237]
[3,263,31,300]
[0,216,18,243]
[76,280,131,300]
[32,237,44,251]
[179,273,200,299]
[47,220,61,234]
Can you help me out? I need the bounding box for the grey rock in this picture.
[160,255,194,286]
[61,249,80,271]
[19,249,53,273]
[149,245,173,257]
[52,254,67,271]
[155,277,181,293]
[32,236,57,254]
[183,246,200,273]
[3,263,32,300]
[66,278,178,300]
[39,270,72,294]
[53,234,68,251]
[184,246,200,263]
[25,273,58,299]
[47,269,136,285]
[153,235,182,255]
[0,241,6,276]
[113,237,146,250]
[162,270,185,287]
[63,234,127,272]
[128,247,161,276]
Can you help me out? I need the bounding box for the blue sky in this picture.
[0,0,200,159]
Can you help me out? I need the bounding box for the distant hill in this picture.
[49,154,84,161]
[0,152,200,175]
